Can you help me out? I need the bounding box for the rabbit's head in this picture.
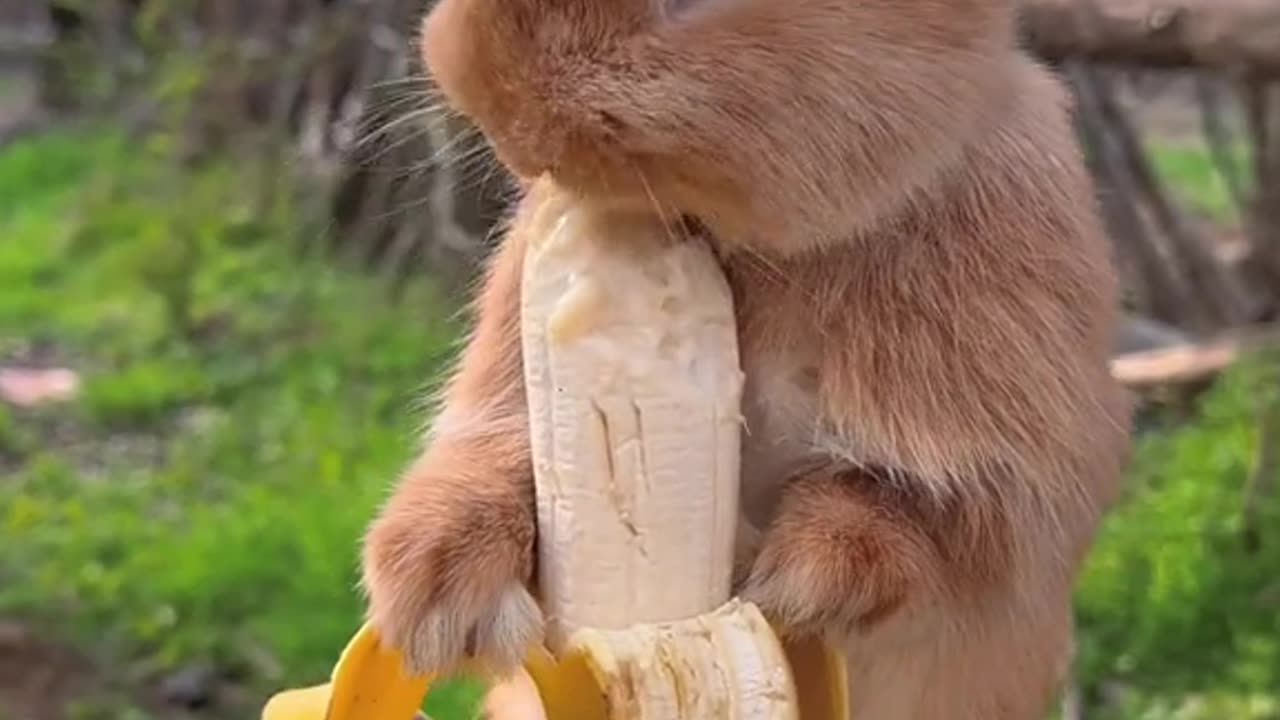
[422,0,1018,251]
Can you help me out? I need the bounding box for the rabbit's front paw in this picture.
[360,481,542,677]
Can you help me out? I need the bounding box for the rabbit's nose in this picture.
[494,138,561,180]
[495,148,550,180]
[493,117,576,178]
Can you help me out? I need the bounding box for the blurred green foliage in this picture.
[1148,140,1250,222]
[0,128,482,719]
[0,125,1278,720]
[1074,358,1280,719]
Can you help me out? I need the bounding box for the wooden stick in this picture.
[1110,324,1280,387]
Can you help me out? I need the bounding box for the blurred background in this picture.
[0,1,1278,719]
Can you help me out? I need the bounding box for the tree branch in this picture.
[1023,0,1280,78]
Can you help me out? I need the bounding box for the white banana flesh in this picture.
[564,599,798,720]
[519,188,745,645]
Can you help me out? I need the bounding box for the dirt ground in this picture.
[0,622,103,720]
[0,618,233,720]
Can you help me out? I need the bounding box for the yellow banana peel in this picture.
[260,613,847,720]
[261,621,431,720]
[785,632,850,720]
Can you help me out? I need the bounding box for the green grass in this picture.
[1148,140,1250,222]
[0,127,1277,720]
[1073,359,1280,720]
[0,128,483,718]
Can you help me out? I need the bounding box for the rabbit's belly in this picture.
[736,356,826,531]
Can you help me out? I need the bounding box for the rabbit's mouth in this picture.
[676,214,728,256]
[678,214,714,242]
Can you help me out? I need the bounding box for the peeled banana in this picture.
[519,189,746,648]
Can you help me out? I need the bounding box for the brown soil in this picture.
[0,622,101,720]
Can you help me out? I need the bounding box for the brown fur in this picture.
[360,0,1133,716]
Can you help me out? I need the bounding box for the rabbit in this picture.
[359,0,1133,717]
